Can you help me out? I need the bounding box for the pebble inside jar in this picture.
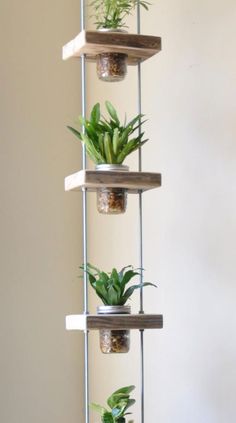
[96,53,128,82]
[97,187,127,214]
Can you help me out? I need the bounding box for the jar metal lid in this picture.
[97,305,131,314]
[96,164,129,172]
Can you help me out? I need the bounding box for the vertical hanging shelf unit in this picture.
[63,2,163,422]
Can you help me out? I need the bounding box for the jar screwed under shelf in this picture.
[96,29,128,82]
[96,53,128,82]
[96,164,129,214]
[97,305,131,354]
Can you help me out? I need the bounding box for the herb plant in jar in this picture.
[90,0,150,81]
[90,385,135,422]
[82,263,156,354]
[68,101,148,214]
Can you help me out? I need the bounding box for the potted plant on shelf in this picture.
[68,101,148,214]
[90,385,135,422]
[90,0,150,81]
[81,263,156,353]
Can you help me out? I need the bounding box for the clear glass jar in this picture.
[97,187,127,214]
[96,164,129,214]
[97,305,131,354]
[96,52,127,82]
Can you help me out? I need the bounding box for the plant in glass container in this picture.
[81,263,156,353]
[90,0,150,81]
[90,385,135,423]
[68,101,148,214]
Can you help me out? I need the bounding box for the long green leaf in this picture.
[67,125,82,140]
[105,101,120,125]
[107,286,119,305]
[80,133,105,163]
[104,132,114,163]
[90,102,100,125]
[112,127,120,155]
[122,282,157,304]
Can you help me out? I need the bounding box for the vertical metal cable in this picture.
[137,3,145,423]
[80,1,89,423]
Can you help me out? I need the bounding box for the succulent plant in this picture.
[90,385,135,423]
[67,101,148,165]
[90,0,150,29]
[81,263,156,306]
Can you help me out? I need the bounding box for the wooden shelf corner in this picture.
[66,314,163,331]
[62,30,162,65]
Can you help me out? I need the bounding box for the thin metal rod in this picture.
[82,186,89,423]
[140,329,145,423]
[80,1,89,423]
[84,328,89,423]
[80,0,87,312]
[137,3,145,423]
[81,55,88,309]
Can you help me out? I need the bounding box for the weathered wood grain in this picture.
[66,314,163,331]
[65,170,162,193]
[63,30,162,64]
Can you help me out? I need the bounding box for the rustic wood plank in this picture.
[66,314,163,331]
[63,30,162,65]
[65,170,161,193]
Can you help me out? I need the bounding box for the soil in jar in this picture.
[97,188,127,214]
[96,53,127,82]
[99,329,130,353]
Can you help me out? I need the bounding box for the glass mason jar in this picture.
[97,52,127,82]
[97,305,131,354]
[96,29,128,82]
[96,164,129,214]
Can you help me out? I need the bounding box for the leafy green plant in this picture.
[90,385,135,423]
[90,0,150,29]
[67,101,148,165]
[81,263,156,305]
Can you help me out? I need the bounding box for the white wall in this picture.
[0,1,84,422]
[87,1,236,422]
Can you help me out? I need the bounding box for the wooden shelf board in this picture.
[66,314,163,331]
[62,30,162,65]
[65,170,161,193]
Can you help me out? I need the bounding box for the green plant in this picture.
[90,385,135,423]
[67,101,148,165]
[81,263,156,305]
[90,0,150,29]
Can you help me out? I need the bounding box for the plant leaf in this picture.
[104,132,114,163]
[120,270,140,293]
[112,127,120,155]
[122,282,156,304]
[90,102,100,125]
[67,125,82,140]
[102,412,114,423]
[90,403,107,415]
[105,101,120,125]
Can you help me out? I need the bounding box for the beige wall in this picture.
[87,1,236,423]
[0,1,84,423]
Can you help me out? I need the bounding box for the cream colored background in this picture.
[0,1,84,422]
[87,1,236,423]
[1,0,236,423]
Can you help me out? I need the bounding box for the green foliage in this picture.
[81,263,156,305]
[90,385,135,423]
[67,101,148,165]
[90,0,150,29]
